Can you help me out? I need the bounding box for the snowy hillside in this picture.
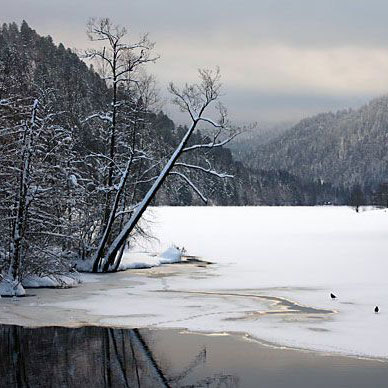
[254,98,388,194]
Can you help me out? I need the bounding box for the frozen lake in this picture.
[139,206,388,359]
[1,206,387,360]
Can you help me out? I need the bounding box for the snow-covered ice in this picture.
[120,246,183,267]
[0,275,26,296]
[74,246,182,271]
[22,275,80,288]
[4,206,388,360]
[141,206,388,358]
[158,246,183,264]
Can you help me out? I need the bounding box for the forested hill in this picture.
[251,97,388,203]
[150,113,344,206]
[0,21,107,116]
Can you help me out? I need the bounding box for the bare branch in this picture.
[182,130,241,153]
[170,172,208,204]
[174,162,233,178]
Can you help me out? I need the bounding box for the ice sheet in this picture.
[49,206,388,359]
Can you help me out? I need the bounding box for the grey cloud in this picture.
[2,0,388,124]
[4,0,388,48]
[221,88,375,123]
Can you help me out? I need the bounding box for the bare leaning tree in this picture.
[82,19,240,273]
[96,67,240,272]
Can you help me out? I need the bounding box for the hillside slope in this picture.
[254,97,388,194]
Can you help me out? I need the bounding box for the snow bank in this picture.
[158,246,182,264]
[73,259,94,272]
[22,275,80,288]
[118,246,182,269]
[0,275,26,296]
[75,246,183,272]
[73,253,161,272]
[118,253,161,270]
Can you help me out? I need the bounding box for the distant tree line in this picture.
[250,101,388,205]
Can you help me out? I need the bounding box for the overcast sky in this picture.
[4,0,388,125]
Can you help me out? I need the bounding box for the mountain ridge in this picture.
[252,95,388,200]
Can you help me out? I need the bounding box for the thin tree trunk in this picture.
[103,118,200,269]
[102,54,118,239]
[8,100,38,280]
[92,157,132,272]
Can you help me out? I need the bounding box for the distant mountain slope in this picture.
[227,123,291,162]
[253,96,388,192]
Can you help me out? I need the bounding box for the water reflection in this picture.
[2,324,388,388]
[0,325,237,388]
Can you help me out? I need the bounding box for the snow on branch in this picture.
[174,162,233,179]
[182,131,240,153]
[81,113,113,124]
[0,99,12,107]
[170,172,208,204]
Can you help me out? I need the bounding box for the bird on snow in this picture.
[330,293,337,299]
[375,306,379,313]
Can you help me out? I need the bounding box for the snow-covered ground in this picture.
[4,206,388,360]
[75,245,183,271]
[146,206,388,358]
[0,275,26,296]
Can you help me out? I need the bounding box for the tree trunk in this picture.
[8,101,38,280]
[92,158,132,272]
[102,118,200,270]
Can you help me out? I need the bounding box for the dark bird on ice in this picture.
[330,293,337,299]
[375,306,379,313]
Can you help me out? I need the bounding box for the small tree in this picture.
[350,184,365,212]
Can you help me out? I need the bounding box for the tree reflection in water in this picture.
[0,325,238,387]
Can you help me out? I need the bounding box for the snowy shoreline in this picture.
[0,262,386,361]
[1,206,387,360]
[0,282,386,364]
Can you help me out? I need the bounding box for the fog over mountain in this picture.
[4,1,388,124]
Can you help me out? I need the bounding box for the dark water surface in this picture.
[1,324,387,387]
